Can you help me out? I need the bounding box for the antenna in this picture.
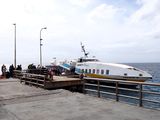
[80,42,89,57]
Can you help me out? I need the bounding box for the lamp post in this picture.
[53,57,56,65]
[40,27,47,67]
[13,23,16,68]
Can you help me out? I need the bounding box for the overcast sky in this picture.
[0,0,160,67]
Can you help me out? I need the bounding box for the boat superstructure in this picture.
[59,43,152,82]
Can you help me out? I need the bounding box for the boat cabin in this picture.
[78,57,99,63]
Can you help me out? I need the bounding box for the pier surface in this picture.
[0,78,160,120]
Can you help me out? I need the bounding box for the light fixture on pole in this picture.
[13,23,16,68]
[53,57,56,65]
[40,27,47,67]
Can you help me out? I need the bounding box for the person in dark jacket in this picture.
[9,64,15,77]
[16,65,22,71]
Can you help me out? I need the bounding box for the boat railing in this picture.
[83,77,160,110]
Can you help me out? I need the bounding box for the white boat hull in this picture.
[59,60,152,82]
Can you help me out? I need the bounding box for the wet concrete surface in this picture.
[0,78,160,120]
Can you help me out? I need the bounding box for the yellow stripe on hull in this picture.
[85,73,145,82]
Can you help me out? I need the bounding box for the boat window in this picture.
[83,59,99,62]
[124,73,127,76]
[106,70,109,75]
[133,68,138,71]
[92,69,95,74]
[89,69,91,73]
[101,69,104,75]
[139,74,143,76]
[128,68,139,71]
[81,69,84,73]
[96,69,99,74]
[85,69,88,73]
[78,58,83,62]
[78,58,99,62]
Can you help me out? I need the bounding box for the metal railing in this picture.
[83,77,160,109]
[13,70,23,79]
[13,70,47,88]
[20,73,46,88]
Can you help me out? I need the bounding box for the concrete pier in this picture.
[0,78,160,120]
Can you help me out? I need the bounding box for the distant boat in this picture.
[59,43,152,82]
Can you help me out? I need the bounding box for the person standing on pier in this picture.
[9,64,15,77]
[16,65,22,71]
[1,64,6,77]
[1,65,3,75]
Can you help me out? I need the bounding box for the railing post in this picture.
[44,76,46,88]
[116,82,119,102]
[83,78,86,94]
[24,73,26,84]
[36,76,39,88]
[139,84,143,107]
[29,74,32,86]
[13,70,16,78]
[97,80,100,98]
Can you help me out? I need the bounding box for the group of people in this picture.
[28,63,38,69]
[1,64,22,78]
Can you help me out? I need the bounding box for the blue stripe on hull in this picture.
[60,63,71,70]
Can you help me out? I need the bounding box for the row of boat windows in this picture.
[81,69,109,75]
[80,69,143,77]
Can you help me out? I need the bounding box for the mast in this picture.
[81,42,89,58]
